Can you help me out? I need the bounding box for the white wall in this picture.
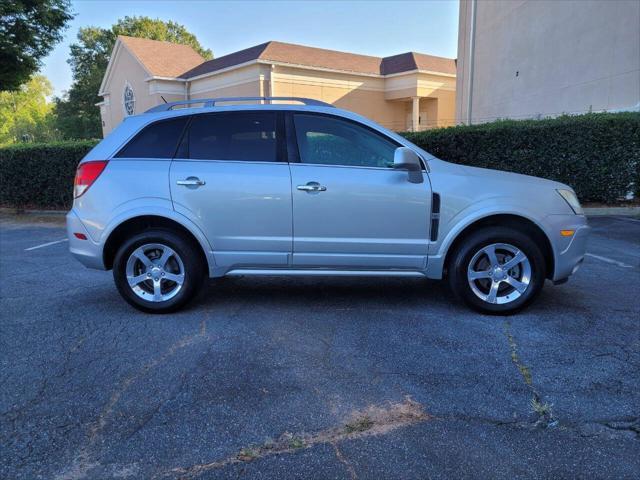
[456,0,640,124]
[99,46,186,135]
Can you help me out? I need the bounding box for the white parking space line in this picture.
[24,238,68,251]
[613,216,640,224]
[585,253,634,268]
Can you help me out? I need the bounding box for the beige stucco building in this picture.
[456,0,640,124]
[97,36,456,136]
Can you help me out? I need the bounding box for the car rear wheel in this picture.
[113,229,205,313]
[447,227,546,315]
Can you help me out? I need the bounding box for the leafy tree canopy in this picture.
[113,16,212,59]
[0,75,58,144]
[0,0,73,91]
[55,16,212,139]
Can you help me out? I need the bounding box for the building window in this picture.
[123,84,135,116]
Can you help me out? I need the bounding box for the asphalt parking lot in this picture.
[1,214,639,479]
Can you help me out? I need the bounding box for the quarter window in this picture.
[293,114,398,168]
[115,117,188,158]
[187,112,277,162]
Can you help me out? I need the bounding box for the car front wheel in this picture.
[113,229,205,313]
[447,226,547,315]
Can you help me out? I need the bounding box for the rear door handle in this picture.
[176,177,205,187]
[297,182,326,192]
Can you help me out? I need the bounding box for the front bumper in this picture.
[546,214,590,281]
[66,210,106,270]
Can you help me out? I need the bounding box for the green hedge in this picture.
[402,112,640,203]
[0,140,98,209]
[0,112,638,209]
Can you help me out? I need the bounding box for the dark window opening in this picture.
[115,117,188,159]
[292,114,398,168]
[188,112,277,162]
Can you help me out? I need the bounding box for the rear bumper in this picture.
[66,210,106,270]
[548,215,590,281]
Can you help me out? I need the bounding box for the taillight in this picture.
[74,161,108,198]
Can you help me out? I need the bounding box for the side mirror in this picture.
[393,147,423,184]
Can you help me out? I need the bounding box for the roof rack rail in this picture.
[145,96,333,113]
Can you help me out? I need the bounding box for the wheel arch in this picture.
[103,214,211,271]
[442,214,555,279]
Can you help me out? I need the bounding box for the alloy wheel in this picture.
[467,243,532,305]
[125,243,185,302]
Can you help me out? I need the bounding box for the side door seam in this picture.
[169,115,193,211]
[284,112,300,265]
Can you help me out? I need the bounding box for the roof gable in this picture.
[381,53,418,75]
[118,35,205,78]
[381,52,457,75]
[180,42,271,79]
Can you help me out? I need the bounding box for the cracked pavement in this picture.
[1,214,638,479]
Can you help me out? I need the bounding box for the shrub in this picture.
[402,112,640,204]
[0,140,98,209]
[0,112,637,210]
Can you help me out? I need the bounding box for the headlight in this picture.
[557,189,583,215]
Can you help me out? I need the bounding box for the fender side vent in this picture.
[430,193,441,242]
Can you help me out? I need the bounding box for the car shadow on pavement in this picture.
[193,276,455,311]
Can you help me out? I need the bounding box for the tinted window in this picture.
[188,112,277,161]
[116,117,188,158]
[293,114,398,168]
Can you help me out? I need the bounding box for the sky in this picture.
[42,0,460,98]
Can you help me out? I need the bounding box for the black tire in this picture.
[113,229,205,313]
[447,226,547,315]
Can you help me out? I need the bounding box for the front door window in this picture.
[293,114,398,168]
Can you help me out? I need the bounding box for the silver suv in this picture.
[66,97,589,314]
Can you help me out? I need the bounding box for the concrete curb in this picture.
[0,207,67,216]
[583,206,640,216]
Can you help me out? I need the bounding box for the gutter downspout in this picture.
[467,0,477,125]
[269,64,275,97]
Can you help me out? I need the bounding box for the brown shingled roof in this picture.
[118,35,205,78]
[260,41,382,75]
[180,42,272,79]
[180,41,455,79]
[381,52,456,75]
[412,52,457,75]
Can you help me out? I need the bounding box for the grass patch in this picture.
[168,398,430,477]
[344,415,374,434]
[289,436,305,449]
[530,397,552,417]
[237,448,259,461]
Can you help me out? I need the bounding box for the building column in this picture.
[412,97,420,132]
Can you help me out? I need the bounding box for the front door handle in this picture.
[297,182,326,192]
[176,177,205,187]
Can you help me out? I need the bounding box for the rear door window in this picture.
[115,117,188,158]
[186,112,278,162]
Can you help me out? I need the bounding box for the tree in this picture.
[0,0,73,91]
[55,16,212,139]
[53,64,105,140]
[112,16,212,59]
[0,75,58,145]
